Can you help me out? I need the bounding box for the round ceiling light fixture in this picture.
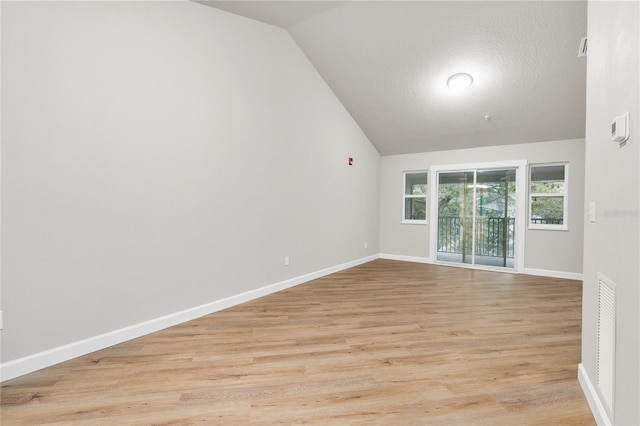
[447,73,473,91]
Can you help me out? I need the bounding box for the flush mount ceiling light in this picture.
[447,73,473,91]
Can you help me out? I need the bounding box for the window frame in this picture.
[402,170,428,224]
[528,163,569,231]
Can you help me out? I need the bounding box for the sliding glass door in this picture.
[436,167,518,270]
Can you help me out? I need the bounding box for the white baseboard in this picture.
[379,253,433,264]
[523,267,583,281]
[0,255,379,382]
[578,363,612,425]
[379,255,583,281]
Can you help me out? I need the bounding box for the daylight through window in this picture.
[403,171,428,223]
[529,164,568,230]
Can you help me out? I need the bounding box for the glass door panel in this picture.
[437,171,474,265]
[474,169,516,268]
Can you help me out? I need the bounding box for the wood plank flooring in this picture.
[1,259,595,425]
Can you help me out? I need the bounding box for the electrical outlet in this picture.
[364,242,368,249]
[0,311,3,330]
[284,256,290,266]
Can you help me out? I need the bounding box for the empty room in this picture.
[1,0,638,425]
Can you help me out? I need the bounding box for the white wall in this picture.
[379,139,585,276]
[581,1,639,424]
[0,1,380,368]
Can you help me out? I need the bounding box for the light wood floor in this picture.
[2,259,594,425]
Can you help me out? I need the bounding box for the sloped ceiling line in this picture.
[196,1,588,155]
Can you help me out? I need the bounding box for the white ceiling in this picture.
[196,1,588,156]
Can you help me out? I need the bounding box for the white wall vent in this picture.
[597,273,616,416]
[578,37,588,57]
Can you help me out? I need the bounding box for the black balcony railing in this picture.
[438,216,516,258]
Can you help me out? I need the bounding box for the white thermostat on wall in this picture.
[611,111,630,144]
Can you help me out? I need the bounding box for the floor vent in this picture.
[597,273,616,415]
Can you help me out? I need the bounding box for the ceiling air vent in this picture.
[578,37,588,57]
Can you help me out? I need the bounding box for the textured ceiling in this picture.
[197,1,588,156]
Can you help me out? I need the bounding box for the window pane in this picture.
[405,172,428,195]
[531,180,565,193]
[531,196,564,225]
[405,198,426,221]
[530,165,565,193]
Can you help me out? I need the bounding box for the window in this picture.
[403,171,428,223]
[529,164,568,230]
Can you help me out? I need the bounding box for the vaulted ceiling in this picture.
[195,1,588,156]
